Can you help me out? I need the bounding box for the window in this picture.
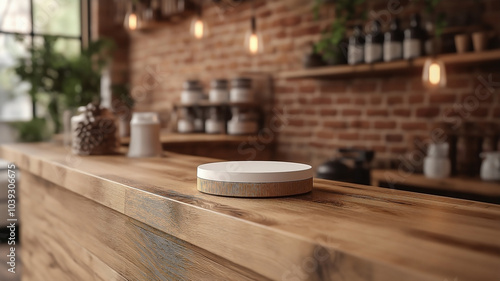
[0,0,88,121]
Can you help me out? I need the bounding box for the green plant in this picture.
[418,0,446,37]
[112,83,135,119]
[14,35,68,131]
[61,39,114,109]
[313,0,366,64]
[12,35,113,141]
[11,118,51,142]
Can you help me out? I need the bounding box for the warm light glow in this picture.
[422,58,446,88]
[194,19,204,39]
[429,63,441,85]
[249,33,259,54]
[128,13,138,31]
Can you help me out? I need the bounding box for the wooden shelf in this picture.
[174,101,260,108]
[120,131,253,145]
[279,49,500,79]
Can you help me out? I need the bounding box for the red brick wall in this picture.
[99,0,500,168]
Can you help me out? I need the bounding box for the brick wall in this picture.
[98,0,500,169]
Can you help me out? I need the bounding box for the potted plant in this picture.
[313,0,366,66]
[11,35,113,142]
[12,35,67,141]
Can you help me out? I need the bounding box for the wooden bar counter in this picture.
[1,143,500,281]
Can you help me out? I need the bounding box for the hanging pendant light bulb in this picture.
[422,34,446,88]
[245,16,263,55]
[422,58,446,88]
[190,9,208,39]
[124,5,140,31]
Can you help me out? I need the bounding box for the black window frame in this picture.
[0,0,91,52]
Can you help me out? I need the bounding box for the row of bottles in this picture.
[349,14,428,65]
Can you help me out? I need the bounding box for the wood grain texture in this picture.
[372,169,500,197]
[21,172,269,281]
[2,143,500,281]
[197,177,313,197]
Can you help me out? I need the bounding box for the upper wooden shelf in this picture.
[279,49,500,79]
[173,101,260,108]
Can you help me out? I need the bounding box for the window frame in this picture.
[0,0,90,49]
[0,0,91,121]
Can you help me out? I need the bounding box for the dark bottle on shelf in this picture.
[348,25,365,65]
[403,13,425,59]
[365,20,384,63]
[384,18,404,62]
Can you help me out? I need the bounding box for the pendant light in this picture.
[422,58,446,88]
[245,7,263,54]
[124,4,140,31]
[422,28,446,88]
[190,9,208,39]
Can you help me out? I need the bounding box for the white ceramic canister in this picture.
[480,152,500,181]
[128,112,162,157]
[423,142,451,179]
[181,80,203,104]
[209,79,229,103]
[230,77,253,102]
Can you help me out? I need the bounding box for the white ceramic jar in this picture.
[480,152,500,181]
[128,112,162,158]
[209,79,229,103]
[227,107,258,135]
[230,77,253,103]
[177,108,195,133]
[181,80,203,104]
[205,107,225,134]
[423,143,451,179]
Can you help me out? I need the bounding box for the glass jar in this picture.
[181,80,203,104]
[230,77,253,102]
[209,79,229,103]
[205,106,226,134]
[227,106,258,135]
[177,107,195,133]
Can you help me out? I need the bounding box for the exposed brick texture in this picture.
[98,0,500,168]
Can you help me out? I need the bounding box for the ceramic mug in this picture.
[472,31,488,52]
[454,34,470,53]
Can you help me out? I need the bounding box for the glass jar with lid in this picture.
[209,79,229,103]
[230,77,253,102]
[205,106,226,134]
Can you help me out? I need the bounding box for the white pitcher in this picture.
[480,152,500,181]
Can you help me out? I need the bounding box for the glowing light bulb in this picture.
[190,17,207,39]
[128,13,138,30]
[422,58,446,88]
[245,16,263,55]
[124,10,140,31]
[194,19,204,39]
[249,33,259,54]
[429,63,441,85]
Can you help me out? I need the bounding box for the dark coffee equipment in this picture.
[317,149,375,185]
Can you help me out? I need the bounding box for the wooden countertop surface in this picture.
[1,143,500,281]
